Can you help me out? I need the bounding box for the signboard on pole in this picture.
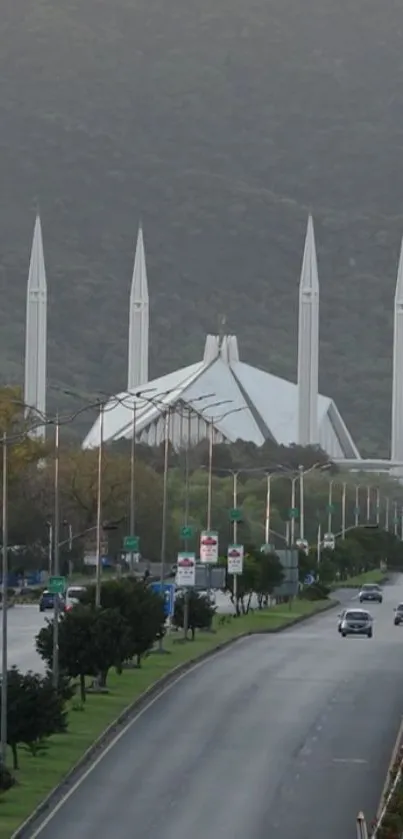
[323,532,335,550]
[176,552,196,587]
[200,530,219,564]
[123,535,140,552]
[227,544,244,575]
[150,582,175,617]
[49,576,66,594]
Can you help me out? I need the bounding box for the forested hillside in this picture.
[1,0,403,452]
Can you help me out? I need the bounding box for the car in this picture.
[39,590,65,612]
[337,609,346,632]
[359,583,383,603]
[340,608,373,638]
[64,585,86,612]
[394,604,403,625]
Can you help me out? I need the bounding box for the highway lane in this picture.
[25,577,403,839]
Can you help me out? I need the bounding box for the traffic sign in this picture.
[296,538,309,555]
[48,576,66,595]
[123,535,139,552]
[260,543,275,554]
[150,582,175,617]
[229,508,242,522]
[288,507,299,519]
[227,544,244,575]
[323,532,335,550]
[200,530,219,563]
[180,525,194,539]
[176,553,196,587]
[304,573,315,585]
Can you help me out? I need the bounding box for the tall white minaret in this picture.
[297,215,319,446]
[24,215,47,438]
[127,226,149,390]
[391,238,403,469]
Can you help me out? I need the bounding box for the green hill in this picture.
[0,0,402,452]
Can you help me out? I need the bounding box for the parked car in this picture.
[39,590,65,613]
[394,604,403,625]
[340,609,373,638]
[359,583,383,604]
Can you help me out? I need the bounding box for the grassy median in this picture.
[334,569,387,588]
[0,598,332,838]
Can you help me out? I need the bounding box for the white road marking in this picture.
[332,758,368,764]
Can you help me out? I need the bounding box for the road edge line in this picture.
[10,599,337,839]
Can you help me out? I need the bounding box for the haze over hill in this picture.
[1,0,403,453]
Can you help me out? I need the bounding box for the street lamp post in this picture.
[158,408,170,653]
[232,471,239,604]
[366,484,371,522]
[355,485,360,528]
[341,482,347,539]
[327,479,334,534]
[264,473,271,544]
[394,501,398,537]
[95,405,104,609]
[375,488,380,526]
[385,496,390,531]
[0,433,8,765]
[46,520,53,575]
[290,476,298,545]
[207,418,213,531]
[299,465,305,541]
[129,401,136,571]
[52,417,60,689]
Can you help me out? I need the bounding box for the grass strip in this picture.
[334,569,387,589]
[0,598,332,838]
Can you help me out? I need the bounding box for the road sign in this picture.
[260,543,275,554]
[150,582,175,617]
[296,538,309,555]
[180,525,194,539]
[48,576,66,595]
[229,508,242,522]
[123,535,139,552]
[227,544,244,574]
[304,573,315,585]
[176,552,196,587]
[323,532,335,550]
[200,530,219,563]
[288,507,299,519]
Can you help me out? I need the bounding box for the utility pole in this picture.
[385,496,390,531]
[290,476,297,545]
[341,482,346,539]
[327,479,334,534]
[183,408,191,641]
[95,405,104,609]
[355,485,360,528]
[264,473,271,544]
[366,485,371,521]
[52,418,60,689]
[232,471,238,605]
[1,433,8,765]
[207,418,213,531]
[158,409,170,653]
[376,487,380,526]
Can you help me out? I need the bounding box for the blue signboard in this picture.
[150,582,175,617]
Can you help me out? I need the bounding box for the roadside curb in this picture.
[10,599,337,839]
[376,715,403,822]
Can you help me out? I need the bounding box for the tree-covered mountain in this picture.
[0,0,402,452]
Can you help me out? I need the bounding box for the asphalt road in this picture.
[1,592,244,674]
[23,577,403,839]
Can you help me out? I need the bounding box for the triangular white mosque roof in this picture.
[83,335,359,459]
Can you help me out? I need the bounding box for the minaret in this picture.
[297,215,319,446]
[127,226,149,390]
[391,238,403,468]
[24,215,47,438]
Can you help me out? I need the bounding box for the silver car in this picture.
[340,609,373,638]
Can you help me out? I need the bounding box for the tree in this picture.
[254,550,285,605]
[1,667,68,770]
[220,552,259,615]
[36,607,98,701]
[173,591,215,639]
[84,579,166,666]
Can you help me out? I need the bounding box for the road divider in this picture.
[2,598,336,839]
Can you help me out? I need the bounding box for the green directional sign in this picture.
[180,525,194,539]
[229,508,243,522]
[288,507,299,519]
[123,535,140,552]
[49,576,66,595]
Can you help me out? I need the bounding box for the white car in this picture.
[64,585,86,611]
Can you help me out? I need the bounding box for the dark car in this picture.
[39,590,64,612]
[394,604,403,625]
[359,583,383,604]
